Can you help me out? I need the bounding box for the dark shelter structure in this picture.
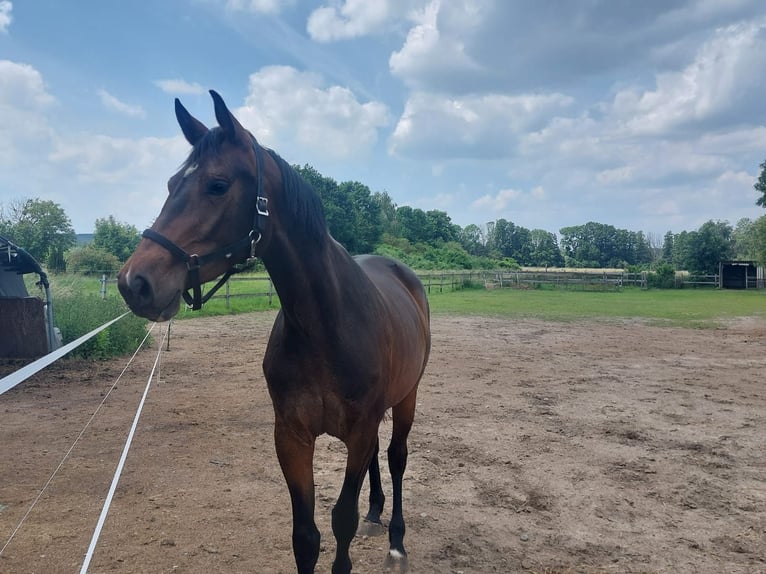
[0,234,60,358]
[718,261,763,289]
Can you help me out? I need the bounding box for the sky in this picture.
[2,1,766,240]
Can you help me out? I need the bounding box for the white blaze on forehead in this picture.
[183,163,198,178]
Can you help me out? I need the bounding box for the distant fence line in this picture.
[98,269,726,305]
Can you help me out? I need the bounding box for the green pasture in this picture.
[427,286,766,327]
[39,273,766,339]
[173,278,765,328]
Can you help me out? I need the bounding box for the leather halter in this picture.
[141,136,269,310]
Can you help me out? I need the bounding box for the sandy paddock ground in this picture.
[1,311,765,573]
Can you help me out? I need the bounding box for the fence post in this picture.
[268,278,273,306]
[101,274,107,300]
[225,279,230,309]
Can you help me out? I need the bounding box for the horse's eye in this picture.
[207,179,230,196]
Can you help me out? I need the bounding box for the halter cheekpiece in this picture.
[141,136,269,310]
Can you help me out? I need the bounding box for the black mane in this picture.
[266,148,328,244]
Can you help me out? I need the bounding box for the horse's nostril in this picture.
[133,274,153,306]
[119,272,154,309]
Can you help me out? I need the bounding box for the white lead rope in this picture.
[79,324,168,573]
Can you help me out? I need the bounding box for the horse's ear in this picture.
[210,90,247,142]
[175,98,208,145]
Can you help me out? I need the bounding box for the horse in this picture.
[117,90,431,574]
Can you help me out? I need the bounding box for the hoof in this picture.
[384,549,409,573]
[358,518,386,537]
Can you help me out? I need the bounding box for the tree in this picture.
[670,220,734,273]
[528,229,564,267]
[754,159,766,207]
[373,191,398,236]
[0,198,76,269]
[727,216,766,267]
[459,224,487,257]
[424,210,459,245]
[93,215,141,262]
[661,231,674,262]
[559,222,653,268]
[338,181,383,254]
[486,218,513,259]
[396,206,429,245]
[294,165,383,254]
[751,216,766,267]
[694,220,733,273]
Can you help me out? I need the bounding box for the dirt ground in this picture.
[1,311,765,573]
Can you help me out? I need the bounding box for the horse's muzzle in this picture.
[118,266,182,322]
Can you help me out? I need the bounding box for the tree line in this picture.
[3,160,766,275]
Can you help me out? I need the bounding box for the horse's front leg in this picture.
[274,420,320,574]
[331,429,379,574]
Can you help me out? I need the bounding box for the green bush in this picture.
[54,293,150,359]
[65,244,121,275]
[648,263,676,289]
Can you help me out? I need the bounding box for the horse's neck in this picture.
[262,232,358,333]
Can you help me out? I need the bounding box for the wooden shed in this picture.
[0,235,60,358]
[718,261,764,289]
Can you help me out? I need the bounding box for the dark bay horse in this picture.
[117,91,431,573]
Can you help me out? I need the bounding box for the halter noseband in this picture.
[141,136,269,311]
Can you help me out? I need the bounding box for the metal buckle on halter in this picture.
[186,254,200,271]
[256,196,269,217]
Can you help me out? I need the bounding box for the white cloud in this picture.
[47,133,190,229]
[97,89,146,118]
[390,91,572,159]
[0,1,11,34]
[155,79,205,95]
[223,0,291,14]
[0,59,54,108]
[307,0,396,42]
[471,188,521,212]
[611,19,766,135]
[0,60,55,166]
[716,169,755,188]
[236,65,389,159]
[389,0,486,90]
[49,134,185,185]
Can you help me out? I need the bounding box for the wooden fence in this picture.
[98,269,725,306]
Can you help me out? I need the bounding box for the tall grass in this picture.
[54,293,150,358]
[40,273,150,359]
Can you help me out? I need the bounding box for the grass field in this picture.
[39,273,766,329]
[428,286,766,327]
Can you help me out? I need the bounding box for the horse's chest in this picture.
[264,337,386,436]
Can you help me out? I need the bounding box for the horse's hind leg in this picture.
[385,387,418,570]
[360,437,386,535]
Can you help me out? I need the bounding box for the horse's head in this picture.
[118,91,273,321]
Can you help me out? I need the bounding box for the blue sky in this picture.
[2,1,766,242]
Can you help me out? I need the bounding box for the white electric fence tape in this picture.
[0,320,156,559]
[80,325,168,574]
[0,312,130,395]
